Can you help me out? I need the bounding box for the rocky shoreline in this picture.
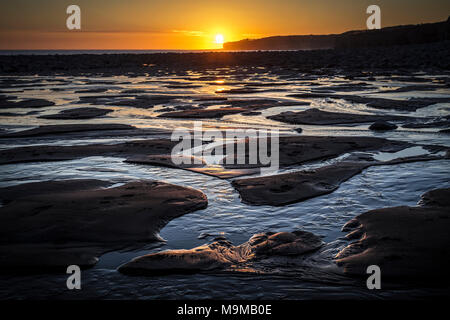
[116,187,450,282]
[0,179,208,271]
[118,231,324,275]
[336,188,450,281]
[1,41,449,76]
[0,45,449,297]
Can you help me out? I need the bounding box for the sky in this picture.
[0,0,449,50]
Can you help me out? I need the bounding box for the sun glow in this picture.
[215,34,224,44]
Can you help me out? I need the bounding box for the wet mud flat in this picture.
[0,44,449,299]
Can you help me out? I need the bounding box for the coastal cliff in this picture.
[223,17,450,50]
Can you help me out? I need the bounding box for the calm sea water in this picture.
[0,49,260,55]
[0,49,307,55]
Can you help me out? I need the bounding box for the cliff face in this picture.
[224,35,337,50]
[223,17,450,50]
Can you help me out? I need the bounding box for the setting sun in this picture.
[215,34,224,44]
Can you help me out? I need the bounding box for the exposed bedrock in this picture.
[0,124,173,142]
[231,144,449,206]
[232,162,369,206]
[77,94,181,109]
[369,120,398,131]
[223,135,410,170]
[374,84,443,93]
[0,97,55,109]
[419,188,450,207]
[0,123,134,138]
[402,115,450,129]
[124,136,412,179]
[118,230,323,275]
[38,107,113,120]
[0,179,208,272]
[335,188,450,281]
[158,107,245,119]
[125,154,206,169]
[0,138,180,164]
[267,108,410,125]
[288,94,450,111]
[158,99,306,119]
[0,134,407,168]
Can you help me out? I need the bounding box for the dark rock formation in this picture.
[335,188,450,280]
[158,107,245,119]
[39,107,113,120]
[268,108,408,125]
[0,98,55,109]
[0,138,179,164]
[402,116,450,129]
[369,121,398,131]
[231,143,448,206]
[0,179,208,271]
[118,230,323,275]
[0,123,134,138]
[232,162,368,206]
[289,94,450,112]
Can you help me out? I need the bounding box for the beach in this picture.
[0,43,449,299]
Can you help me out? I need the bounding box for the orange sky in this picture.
[1,0,449,50]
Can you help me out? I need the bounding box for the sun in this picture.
[215,34,224,44]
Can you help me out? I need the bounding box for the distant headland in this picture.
[223,17,450,50]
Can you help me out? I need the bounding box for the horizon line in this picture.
[2,16,448,51]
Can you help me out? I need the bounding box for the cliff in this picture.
[223,17,450,50]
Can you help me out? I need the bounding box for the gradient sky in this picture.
[1,0,449,50]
